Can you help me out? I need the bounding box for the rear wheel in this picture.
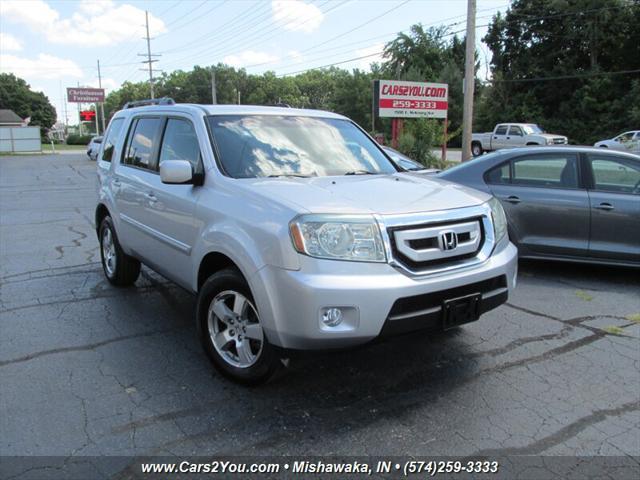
[99,216,140,286]
[197,268,281,385]
[471,142,483,157]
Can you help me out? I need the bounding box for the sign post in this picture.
[373,80,449,160]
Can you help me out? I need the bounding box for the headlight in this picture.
[289,214,386,262]
[546,138,553,145]
[488,197,508,242]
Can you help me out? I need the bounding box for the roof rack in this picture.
[123,97,175,109]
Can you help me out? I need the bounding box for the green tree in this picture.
[479,0,640,143]
[0,73,56,129]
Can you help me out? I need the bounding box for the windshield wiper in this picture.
[344,170,376,175]
[267,173,313,178]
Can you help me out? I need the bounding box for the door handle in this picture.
[112,178,121,187]
[594,202,614,211]
[145,192,157,203]
[505,195,521,204]
[506,136,511,140]
[493,136,498,139]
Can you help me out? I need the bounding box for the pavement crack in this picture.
[0,328,183,367]
[471,400,640,455]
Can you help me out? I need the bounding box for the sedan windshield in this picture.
[207,115,397,178]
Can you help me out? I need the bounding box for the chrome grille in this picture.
[387,216,486,272]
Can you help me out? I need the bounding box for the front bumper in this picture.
[251,239,518,350]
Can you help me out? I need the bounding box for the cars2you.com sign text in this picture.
[376,80,448,119]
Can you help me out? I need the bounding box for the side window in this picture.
[159,118,201,172]
[124,117,161,170]
[101,118,124,162]
[588,155,640,194]
[485,162,510,184]
[618,132,634,142]
[512,154,579,189]
[509,126,523,136]
[495,125,508,136]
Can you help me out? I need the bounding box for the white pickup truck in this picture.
[471,123,568,157]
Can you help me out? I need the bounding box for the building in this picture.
[0,109,25,127]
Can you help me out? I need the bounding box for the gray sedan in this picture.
[438,146,640,267]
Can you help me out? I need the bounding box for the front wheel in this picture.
[196,268,281,385]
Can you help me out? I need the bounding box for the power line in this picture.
[493,68,640,83]
[161,0,341,69]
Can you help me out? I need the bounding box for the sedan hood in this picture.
[238,173,490,215]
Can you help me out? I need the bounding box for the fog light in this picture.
[322,307,343,327]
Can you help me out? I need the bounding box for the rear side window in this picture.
[123,117,161,170]
[588,155,640,194]
[485,162,510,184]
[159,118,201,172]
[511,154,579,189]
[495,125,508,135]
[101,118,124,162]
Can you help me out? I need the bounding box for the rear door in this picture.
[487,152,590,257]
[112,116,163,260]
[490,124,509,150]
[585,152,640,263]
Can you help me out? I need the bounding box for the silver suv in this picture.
[95,99,518,384]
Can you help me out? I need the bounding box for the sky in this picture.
[0,0,509,126]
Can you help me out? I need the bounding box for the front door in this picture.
[489,152,590,257]
[139,116,204,287]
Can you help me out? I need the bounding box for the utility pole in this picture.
[139,11,160,99]
[211,68,217,104]
[461,0,476,162]
[97,59,106,133]
[77,81,83,136]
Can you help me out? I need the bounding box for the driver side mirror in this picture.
[160,160,194,184]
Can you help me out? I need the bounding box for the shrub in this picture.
[66,134,93,145]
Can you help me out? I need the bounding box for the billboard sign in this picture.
[375,80,448,119]
[67,87,105,103]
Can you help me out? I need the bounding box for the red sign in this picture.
[377,80,448,119]
[67,87,105,103]
[80,110,96,121]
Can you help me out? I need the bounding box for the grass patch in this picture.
[625,313,640,323]
[42,144,86,152]
[602,326,625,335]
[575,290,593,301]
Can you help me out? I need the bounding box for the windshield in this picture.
[383,147,425,171]
[207,115,397,178]
[523,124,544,134]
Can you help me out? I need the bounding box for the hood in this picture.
[539,133,567,139]
[237,173,490,215]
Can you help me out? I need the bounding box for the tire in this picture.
[99,216,141,286]
[526,142,540,146]
[599,145,608,148]
[196,268,281,385]
[471,142,483,157]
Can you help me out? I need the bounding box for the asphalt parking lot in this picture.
[1,153,639,476]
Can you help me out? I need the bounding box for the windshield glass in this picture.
[523,124,544,134]
[383,148,424,170]
[207,115,397,178]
